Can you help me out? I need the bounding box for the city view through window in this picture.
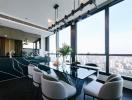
[49,0,132,77]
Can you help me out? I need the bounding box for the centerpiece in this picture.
[57,43,72,70]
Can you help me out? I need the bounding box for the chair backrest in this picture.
[98,75,123,100]
[106,74,121,82]
[85,63,98,67]
[41,74,67,99]
[32,67,43,87]
[28,64,37,78]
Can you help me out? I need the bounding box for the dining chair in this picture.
[28,64,37,78]
[83,74,123,100]
[85,63,99,80]
[32,67,43,87]
[85,63,98,67]
[41,73,76,100]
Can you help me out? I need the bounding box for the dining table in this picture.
[39,62,100,95]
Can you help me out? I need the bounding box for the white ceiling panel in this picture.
[0,0,109,36]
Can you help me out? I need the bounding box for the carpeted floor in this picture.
[0,77,132,100]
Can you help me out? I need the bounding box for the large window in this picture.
[23,42,34,49]
[77,10,105,72]
[77,10,105,54]
[109,0,132,77]
[110,0,132,54]
[59,26,71,48]
[59,26,71,62]
[49,34,56,53]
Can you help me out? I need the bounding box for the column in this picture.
[40,35,45,57]
[71,24,77,63]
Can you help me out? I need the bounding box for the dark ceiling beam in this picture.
[52,0,124,32]
[0,13,50,32]
[49,0,95,30]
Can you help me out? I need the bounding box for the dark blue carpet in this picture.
[0,77,132,100]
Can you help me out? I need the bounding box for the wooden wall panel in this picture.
[0,37,5,56]
[5,39,9,56]
[0,37,22,57]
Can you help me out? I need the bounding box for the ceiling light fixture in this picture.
[54,4,59,22]
[48,0,97,31]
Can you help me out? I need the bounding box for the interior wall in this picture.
[0,37,5,56]
[0,37,22,56]
[5,39,9,55]
[9,39,15,52]
[0,26,40,42]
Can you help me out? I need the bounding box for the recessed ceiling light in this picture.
[80,0,86,4]
[48,19,54,27]
[4,35,7,37]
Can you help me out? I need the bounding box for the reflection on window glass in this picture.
[49,34,56,53]
[59,26,71,48]
[23,43,33,49]
[110,0,132,54]
[77,10,105,54]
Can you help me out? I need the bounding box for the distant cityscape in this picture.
[49,54,132,77]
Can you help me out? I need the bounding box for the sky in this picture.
[77,0,132,54]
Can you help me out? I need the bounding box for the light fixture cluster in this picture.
[48,0,96,32]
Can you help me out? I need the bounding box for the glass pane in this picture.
[110,0,132,54]
[110,56,132,77]
[49,54,56,62]
[77,10,105,54]
[23,42,33,49]
[49,34,56,53]
[59,26,71,48]
[37,41,40,49]
[76,55,106,72]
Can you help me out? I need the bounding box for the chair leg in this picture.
[84,94,85,100]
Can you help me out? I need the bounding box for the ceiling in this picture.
[0,25,40,42]
[0,0,109,36]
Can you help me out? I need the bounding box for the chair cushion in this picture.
[83,81,103,97]
[60,81,76,98]
[43,73,58,81]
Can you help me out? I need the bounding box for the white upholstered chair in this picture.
[28,64,37,78]
[41,73,76,100]
[83,74,123,100]
[32,67,43,87]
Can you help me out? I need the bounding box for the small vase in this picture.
[61,56,66,71]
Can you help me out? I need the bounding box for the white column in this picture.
[40,35,45,57]
[40,31,53,57]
